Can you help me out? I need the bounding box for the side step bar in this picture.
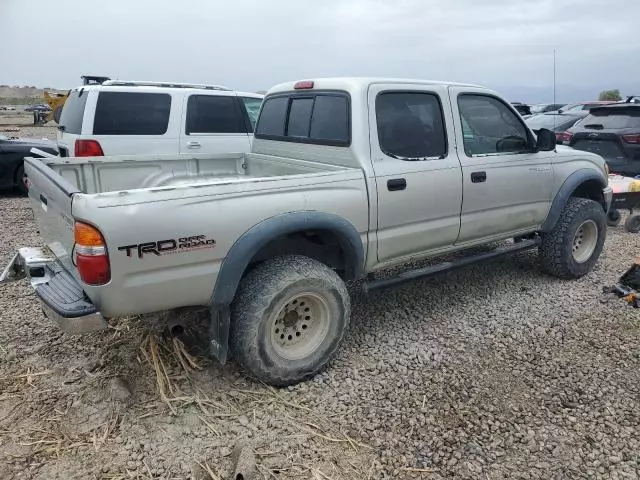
[363,237,541,292]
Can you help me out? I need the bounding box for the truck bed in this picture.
[42,152,347,194]
[23,153,369,317]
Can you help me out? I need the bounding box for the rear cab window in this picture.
[255,92,350,146]
[59,89,89,135]
[240,97,263,131]
[93,92,171,135]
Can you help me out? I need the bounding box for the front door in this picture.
[180,92,252,155]
[449,87,554,244]
[369,84,463,265]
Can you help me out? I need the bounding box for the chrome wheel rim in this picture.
[269,292,330,361]
[572,220,598,263]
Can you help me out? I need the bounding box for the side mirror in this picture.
[534,128,556,151]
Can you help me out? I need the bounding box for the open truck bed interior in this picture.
[33,152,352,194]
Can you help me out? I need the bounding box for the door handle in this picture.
[186,141,201,149]
[39,194,48,205]
[471,171,487,183]
[387,178,407,191]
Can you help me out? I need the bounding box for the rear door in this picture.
[180,92,252,154]
[369,84,463,264]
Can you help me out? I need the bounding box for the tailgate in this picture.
[24,157,81,278]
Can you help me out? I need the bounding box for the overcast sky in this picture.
[1,0,638,102]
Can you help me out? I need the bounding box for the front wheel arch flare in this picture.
[541,169,607,233]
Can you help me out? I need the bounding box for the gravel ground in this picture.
[1,150,640,479]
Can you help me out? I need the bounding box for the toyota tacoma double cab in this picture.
[1,78,612,386]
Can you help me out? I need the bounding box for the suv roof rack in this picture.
[101,80,232,91]
[82,75,111,85]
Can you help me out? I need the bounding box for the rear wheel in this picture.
[539,197,606,279]
[230,255,350,386]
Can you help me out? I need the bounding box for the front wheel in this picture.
[539,197,606,279]
[230,255,350,386]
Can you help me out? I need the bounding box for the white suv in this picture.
[56,80,263,157]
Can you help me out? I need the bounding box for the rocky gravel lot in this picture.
[1,149,640,479]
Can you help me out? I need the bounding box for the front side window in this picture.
[93,92,171,135]
[376,92,447,159]
[458,94,531,155]
[186,95,246,134]
[241,97,263,131]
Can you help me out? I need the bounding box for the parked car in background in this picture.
[565,103,640,175]
[0,134,58,193]
[559,101,616,113]
[530,103,566,114]
[525,111,588,144]
[25,104,52,112]
[511,102,532,116]
[56,80,264,157]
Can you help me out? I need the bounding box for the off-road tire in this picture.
[540,197,606,279]
[624,214,640,233]
[607,209,622,227]
[230,255,350,386]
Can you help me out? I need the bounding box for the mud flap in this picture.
[209,306,230,364]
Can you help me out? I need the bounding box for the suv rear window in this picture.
[59,89,89,135]
[582,108,640,129]
[186,95,246,134]
[255,93,349,146]
[93,92,171,135]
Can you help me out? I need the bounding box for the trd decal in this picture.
[118,235,216,258]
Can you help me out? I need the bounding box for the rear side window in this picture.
[186,95,246,134]
[93,92,171,135]
[376,92,448,159]
[582,109,640,129]
[255,93,350,145]
[59,89,88,135]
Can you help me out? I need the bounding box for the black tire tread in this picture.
[230,255,350,386]
[540,197,606,279]
[624,214,640,233]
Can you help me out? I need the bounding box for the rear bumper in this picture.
[0,247,107,334]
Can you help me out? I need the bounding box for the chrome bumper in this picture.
[604,185,613,211]
[0,247,107,334]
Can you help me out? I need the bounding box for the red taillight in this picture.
[75,139,104,157]
[74,222,110,285]
[622,134,640,144]
[562,131,573,143]
[555,132,564,143]
[294,81,314,89]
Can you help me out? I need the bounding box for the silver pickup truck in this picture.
[2,78,612,386]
